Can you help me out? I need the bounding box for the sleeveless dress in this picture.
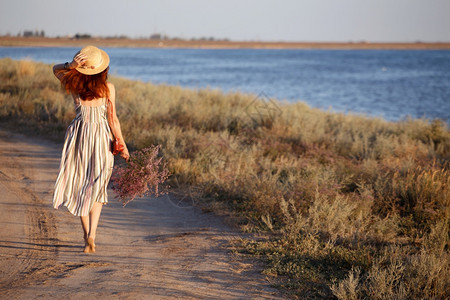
[53,96,114,216]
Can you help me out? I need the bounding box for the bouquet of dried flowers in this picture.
[111,145,170,206]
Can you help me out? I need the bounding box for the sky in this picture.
[1,0,449,42]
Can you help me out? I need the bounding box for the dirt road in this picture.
[0,129,282,299]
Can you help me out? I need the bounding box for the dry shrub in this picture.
[38,87,72,122]
[307,192,357,241]
[411,119,450,157]
[422,219,449,255]
[364,255,408,299]
[279,197,311,244]
[331,267,361,300]
[169,157,197,184]
[404,249,449,299]
[332,245,449,299]
[366,215,401,244]
[372,165,449,233]
[16,59,36,78]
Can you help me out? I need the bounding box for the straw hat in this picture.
[75,46,110,75]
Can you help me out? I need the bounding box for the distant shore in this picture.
[1,36,450,49]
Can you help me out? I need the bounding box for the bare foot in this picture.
[82,234,89,253]
[87,237,96,253]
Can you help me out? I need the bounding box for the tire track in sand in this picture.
[0,131,58,296]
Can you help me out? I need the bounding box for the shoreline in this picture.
[1,36,450,49]
[1,57,448,124]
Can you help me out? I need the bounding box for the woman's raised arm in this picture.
[52,53,89,81]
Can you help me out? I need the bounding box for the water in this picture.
[0,47,449,123]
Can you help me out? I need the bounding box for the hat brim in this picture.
[75,48,110,75]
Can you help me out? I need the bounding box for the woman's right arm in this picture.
[52,53,88,81]
[53,63,67,81]
[108,83,130,161]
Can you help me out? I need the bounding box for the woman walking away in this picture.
[52,46,130,253]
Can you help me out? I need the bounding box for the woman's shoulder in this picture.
[107,82,115,99]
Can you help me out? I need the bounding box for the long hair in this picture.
[61,67,110,100]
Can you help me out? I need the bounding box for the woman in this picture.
[52,46,129,253]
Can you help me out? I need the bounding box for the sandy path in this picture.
[0,129,282,299]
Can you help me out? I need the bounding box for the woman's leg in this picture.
[80,216,89,242]
[88,202,103,241]
[80,216,90,253]
[80,202,103,253]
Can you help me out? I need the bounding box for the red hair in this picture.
[61,67,110,100]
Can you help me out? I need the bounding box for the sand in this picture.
[0,129,283,299]
[1,36,450,49]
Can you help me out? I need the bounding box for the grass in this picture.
[1,58,448,299]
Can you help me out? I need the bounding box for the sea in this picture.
[0,47,449,123]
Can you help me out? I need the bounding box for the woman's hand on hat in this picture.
[71,53,94,70]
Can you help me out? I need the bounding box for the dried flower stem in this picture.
[111,145,170,206]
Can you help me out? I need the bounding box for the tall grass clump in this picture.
[1,58,448,299]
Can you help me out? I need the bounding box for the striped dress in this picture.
[53,96,114,216]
